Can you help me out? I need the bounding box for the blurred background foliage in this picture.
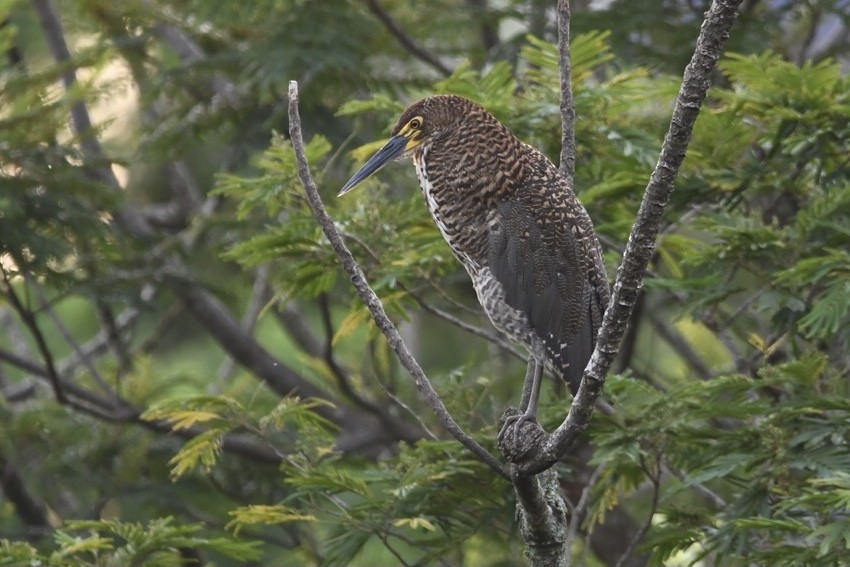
[1,0,849,565]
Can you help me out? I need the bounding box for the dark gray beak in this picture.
[338,135,410,196]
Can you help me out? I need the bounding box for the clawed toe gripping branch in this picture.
[288,0,742,562]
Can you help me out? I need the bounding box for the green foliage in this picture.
[0,517,260,566]
[226,439,510,566]
[215,133,345,298]
[654,51,850,344]
[143,395,337,479]
[215,133,332,221]
[593,354,850,566]
[3,1,850,565]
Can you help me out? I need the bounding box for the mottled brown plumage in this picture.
[340,95,609,428]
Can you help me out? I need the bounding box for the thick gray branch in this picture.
[514,469,569,567]
[516,0,744,476]
[170,280,352,427]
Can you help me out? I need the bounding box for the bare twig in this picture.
[420,276,481,317]
[410,292,526,361]
[0,345,135,421]
[1,266,65,403]
[557,0,576,184]
[665,461,727,509]
[362,0,452,77]
[29,281,118,400]
[139,301,183,353]
[278,296,424,441]
[372,374,439,441]
[516,0,744,476]
[614,457,662,567]
[565,463,605,556]
[94,301,134,376]
[316,294,422,441]
[213,265,271,388]
[373,531,414,567]
[288,80,508,479]
[340,226,513,355]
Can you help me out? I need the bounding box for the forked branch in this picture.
[516,0,744,476]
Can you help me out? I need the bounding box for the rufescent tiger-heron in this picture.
[339,95,609,437]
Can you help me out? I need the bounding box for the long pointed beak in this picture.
[338,134,410,197]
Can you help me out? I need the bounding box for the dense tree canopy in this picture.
[1,1,849,566]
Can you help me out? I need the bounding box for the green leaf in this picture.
[166,428,227,480]
[393,516,437,531]
[227,504,317,535]
[811,520,850,557]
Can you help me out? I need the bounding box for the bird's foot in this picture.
[497,408,531,441]
[498,407,545,464]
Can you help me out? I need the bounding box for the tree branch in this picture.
[30,0,154,238]
[29,280,120,401]
[30,0,116,184]
[362,0,453,77]
[0,451,53,537]
[613,457,661,567]
[316,293,424,441]
[94,301,134,377]
[647,310,713,379]
[169,277,353,428]
[557,0,576,185]
[1,265,65,403]
[410,290,527,361]
[288,80,508,479]
[279,301,437,440]
[564,462,604,558]
[515,0,744,476]
[213,265,271,388]
[513,469,569,567]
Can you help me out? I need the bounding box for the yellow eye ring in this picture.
[409,118,422,129]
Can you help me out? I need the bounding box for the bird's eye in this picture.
[409,118,422,129]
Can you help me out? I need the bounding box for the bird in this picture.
[339,94,609,437]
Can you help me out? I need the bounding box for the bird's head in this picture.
[338,95,473,196]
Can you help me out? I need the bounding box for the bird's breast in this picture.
[413,146,484,271]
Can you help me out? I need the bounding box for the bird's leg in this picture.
[499,358,543,441]
[526,359,544,417]
[518,358,541,413]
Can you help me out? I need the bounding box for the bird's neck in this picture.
[412,129,526,269]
